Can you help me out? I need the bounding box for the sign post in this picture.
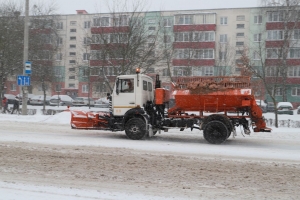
[21,0,29,115]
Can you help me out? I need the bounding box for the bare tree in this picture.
[0,2,24,108]
[88,0,164,94]
[215,39,236,76]
[28,2,60,112]
[241,0,300,127]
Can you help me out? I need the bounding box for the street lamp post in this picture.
[21,0,29,115]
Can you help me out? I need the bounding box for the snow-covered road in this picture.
[0,111,300,199]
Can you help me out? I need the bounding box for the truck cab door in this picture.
[113,78,136,116]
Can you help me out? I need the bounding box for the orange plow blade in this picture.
[70,110,110,130]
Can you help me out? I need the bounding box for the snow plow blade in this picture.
[70,110,110,130]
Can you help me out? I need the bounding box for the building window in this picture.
[267,48,282,59]
[288,66,300,77]
[69,60,76,64]
[148,19,155,24]
[113,15,129,26]
[56,53,62,61]
[57,37,63,46]
[55,84,61,92]
[175,32,215,42]
[70,28,76,32]
[69,68,75,72]
[93,17,109,26]
[10,83,16,91]
[220,17,227,25]
[162,68,170,76]
[82,85,89,93]
[236,15,245,21]
[289,48,300,58]
[236,41,244,46]
[54,68,61,77]
[69,84,75,88]
[70,36,76,41]
[69,76,75,80]
[267,30,283,40]
[176,15,193,25]
[266,66,281,77]
[145,68,155,73]
[69,52,76,56]
[56,22,63,30]
[220,34,227,43]
[192,66,214,76]
[175,49,190,59]
[193,49,214,59]
[236,32,244,37]
[70,21,77,26]
[70,44,76,48]
[254,33,262,42]
[173,67,190,76]
[83,53,90,61]
[164,35,171,43]
[83,37,91,45]
[237,24,245,29]
[275,88,283,96]
[163,18,172,27]
[82,68,89,77]
[219,51,227,60]
[84,21,91,28]
[294,29,300,39]
[292,87,300,96]
[38,84,48,91]
[254,15,262,24]
[236,50,243,56]
[253,52,261,60]
[148,26,156,31]
[267,11,284,22]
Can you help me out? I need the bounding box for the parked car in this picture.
[72,97,95,107]
[4,94,16,104]
[255,99,267,113]
[94,97,109,108]
[17,93,35,105]
[49,95,73,106]
[30,95,51,105]
[277,102,294,115]
[267,102,275,112]
[297,106,300,114]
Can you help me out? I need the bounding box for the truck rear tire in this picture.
[203,120,228,144]
[125,118,147,140]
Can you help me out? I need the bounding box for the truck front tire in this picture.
[125,118,147,140]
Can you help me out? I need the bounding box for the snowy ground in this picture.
[0,107,300,199]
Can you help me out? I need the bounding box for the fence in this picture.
[265,118,300,128]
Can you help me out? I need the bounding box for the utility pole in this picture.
[22,0,29,115]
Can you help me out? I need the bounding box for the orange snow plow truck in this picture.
[71,70,271,144]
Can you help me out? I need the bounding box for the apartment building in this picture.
[5,7,300,105]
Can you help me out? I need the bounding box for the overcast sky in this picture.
[11,0,260,15]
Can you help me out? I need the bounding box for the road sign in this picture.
[17,75,31,86]
[25,61,32,74]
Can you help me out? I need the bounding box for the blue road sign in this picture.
[17,75,31,86]
[25,61,32,74]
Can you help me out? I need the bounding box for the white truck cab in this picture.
[112,74,154,116]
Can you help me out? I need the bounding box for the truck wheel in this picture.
[125,118,147,140]
[203,114,233,137]
[203,120,228,144]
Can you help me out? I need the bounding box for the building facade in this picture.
[4,7,300,106]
